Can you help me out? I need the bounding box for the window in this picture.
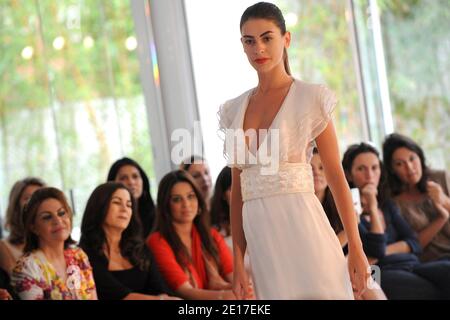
[378,0,449,168]
[353,0,449,168]
[0,0,155,236]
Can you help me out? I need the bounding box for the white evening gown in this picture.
[218,79,353,300]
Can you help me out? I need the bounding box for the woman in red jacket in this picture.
[147,170,239,300]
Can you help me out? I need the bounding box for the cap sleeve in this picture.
[310,85,337,141]
[217,101,233,134]
[217,99,244,169]
[217,101,234,168]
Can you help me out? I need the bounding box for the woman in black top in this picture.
[107,157,156,238]
[80,182,179,300]
[0,267,13,300]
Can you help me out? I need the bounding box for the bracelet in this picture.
[218,290,225,300]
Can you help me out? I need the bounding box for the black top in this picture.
[0,267,18,299]
[0,267,9,289]
[139,208,155,240]
[84,247,173,300]
[359,199,423,270]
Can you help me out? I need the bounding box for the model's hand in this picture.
[347,247,371,299]
[232,265,252,300]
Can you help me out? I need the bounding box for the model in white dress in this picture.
[218,79,354,299]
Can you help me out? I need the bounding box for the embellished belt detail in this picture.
[240,163,314,202]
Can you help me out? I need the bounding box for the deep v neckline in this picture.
[241,79,295,156]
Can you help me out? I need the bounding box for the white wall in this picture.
[184,0,258,181]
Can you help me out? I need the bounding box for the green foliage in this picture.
[277,0,363,151]
[0,0,154,222]
[380,0,450,169]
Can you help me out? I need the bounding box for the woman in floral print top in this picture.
[11,187,97,300]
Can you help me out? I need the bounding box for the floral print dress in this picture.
[11,246,97,300]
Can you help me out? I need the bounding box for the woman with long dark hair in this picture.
[107,157,156,238]
[343,142,450,299]
[180,155,213,206]
[80,182,178,300]
[147,170,237,300]
[311,148,345,245]
[383,133,450,262]
[210,166,232,242]
[219,2,368,299]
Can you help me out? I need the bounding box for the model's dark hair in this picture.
[312,148,343,233]
[210,167,232,237]
[382,133,429,195]
[342,142,388,206]
[79,182,151,271]
[22,187,76,253]
[240,2,291,75]
[107,157,155,237]
[5,177,46,245]
[180,155,206,172]
[155,170,221,271]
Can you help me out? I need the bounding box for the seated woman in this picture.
[11,187,97,300]
[210,167,253,277]
[311,149,347,247]
[107,157,156,238]
[80,182,179,300]
[343,142,450,299]
[311,148,386,300]
[210,166,232,246]
[147,170,238,300]
[383,133,450,262]
[0,177,45,275]
[180,155,213,207]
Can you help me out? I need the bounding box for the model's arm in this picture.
[316,122,362,249]
[316,121,369,297]
[230,167,251,299]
